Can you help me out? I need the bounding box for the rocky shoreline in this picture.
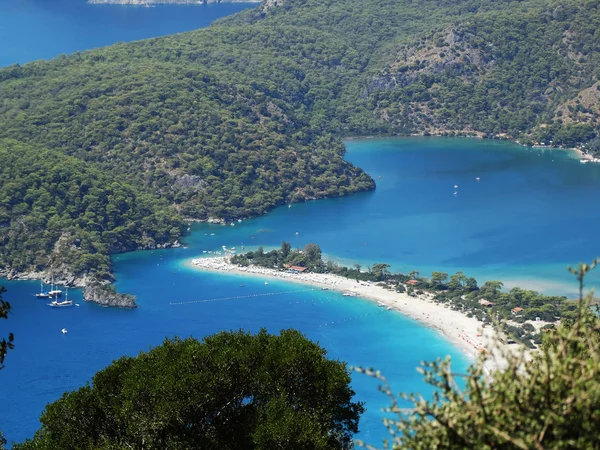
[83,283,138,309]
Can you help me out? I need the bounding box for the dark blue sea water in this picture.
[0,0,256,68]
[2,138,599,446]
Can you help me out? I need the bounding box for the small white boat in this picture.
[35,280,51,299]
[453,191,458,195]
[295,231,299,235]
[288,204,291,208]
[386,306,393,310]
[61,328,68,334]
[238,219,242,223]
[210,233,215,236]
[377,301,385,307]
[476,177,480,181]
[48,299,73,308]
[322,287,328,291]
[264,281,269,285]
[454,184,459,189]
[202,250,207,253]
[343,293,354,297]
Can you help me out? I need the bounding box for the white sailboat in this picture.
[48,286,73,308]
[35,280,51,299]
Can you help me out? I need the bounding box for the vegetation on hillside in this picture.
[0,139,182,281]
[358,261,600,449]
[2,0,599,275]
[15,329,363,450]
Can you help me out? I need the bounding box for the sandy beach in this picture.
[190,256,513,373]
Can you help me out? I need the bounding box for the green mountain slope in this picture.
[0,139,181,281]
[0,0,598,280]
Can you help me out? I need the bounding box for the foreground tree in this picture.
[16,329,363,450]
[359,261,600,449]
[1,285,13,450]
[0,286,13,371]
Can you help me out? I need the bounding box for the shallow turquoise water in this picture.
[2,136,599,446]
[0,0,255,68]
[184,137,600,296]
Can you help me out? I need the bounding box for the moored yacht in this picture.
[48,287,72,308]
[35,280,51,299]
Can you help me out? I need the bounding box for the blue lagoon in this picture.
[2,137,600,445]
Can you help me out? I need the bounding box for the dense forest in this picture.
[0,139,181,281]
[1,0,599,278]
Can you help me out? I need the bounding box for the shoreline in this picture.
[189,256,512,373]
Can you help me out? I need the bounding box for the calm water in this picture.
[2,138,599,446]
[0,0,255,68]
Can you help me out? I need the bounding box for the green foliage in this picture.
[358,261,600,449]
[0,285,13,371]
[0,139,182,279]
[232,242,326,272]
[15,329,363,450]
[0,285,12,450]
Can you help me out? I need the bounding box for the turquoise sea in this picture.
[0,0,255,68]
[2,137,600,446]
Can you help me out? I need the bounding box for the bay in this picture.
[2,136,600,446]
[0,0,256,68]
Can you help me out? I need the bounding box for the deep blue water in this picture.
[0,0,256,68]
[2,137,600,446]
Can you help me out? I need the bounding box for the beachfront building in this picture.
[479,299,494,307]
[511,307,525,315]
[283,264,308,273]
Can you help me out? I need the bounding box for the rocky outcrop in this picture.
[83,282,138,309]
[0,267,99,288]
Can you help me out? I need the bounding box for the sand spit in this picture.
[191,256,513,373]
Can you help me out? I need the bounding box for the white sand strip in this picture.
[189,256,510,373]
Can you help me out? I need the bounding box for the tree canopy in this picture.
[0,286,12,371]
[0,285,13,450]
[358,262,600,449]
[15,329,364,450]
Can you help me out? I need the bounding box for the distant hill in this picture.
[0,0,598,280]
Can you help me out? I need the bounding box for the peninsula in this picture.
[191,255,507,372]
[190,242,577,372]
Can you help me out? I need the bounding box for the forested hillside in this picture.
[0,0,598,279]
[0,139,181,281]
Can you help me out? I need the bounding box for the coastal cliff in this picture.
[83,283,138,309]
[88,0,260,4]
